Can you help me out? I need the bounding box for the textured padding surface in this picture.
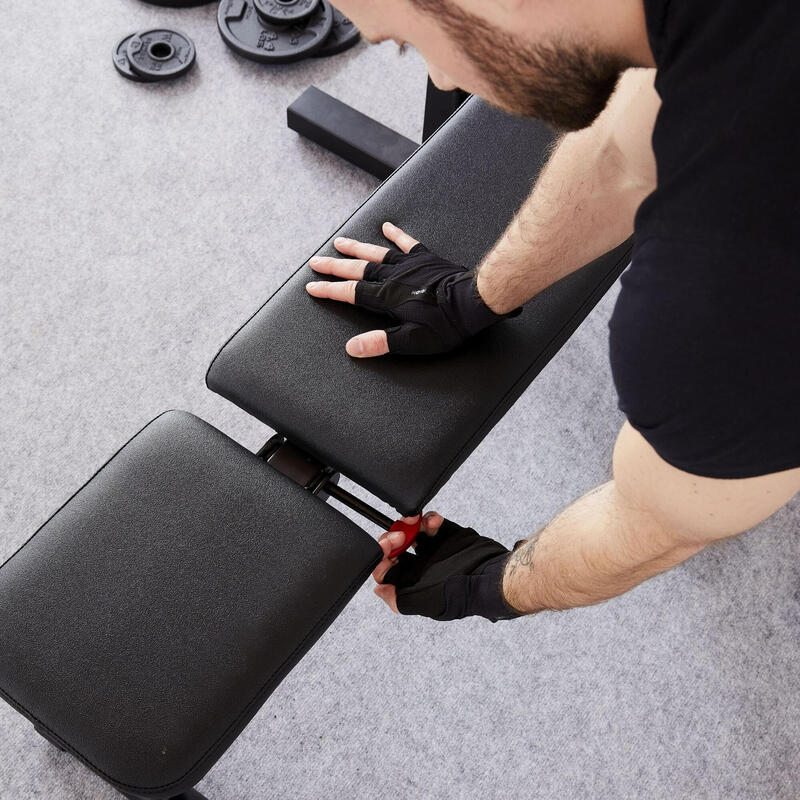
[207,97,632,515]
[0,411,381,798]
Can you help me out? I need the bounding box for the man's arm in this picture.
[500,422,800,614]
[476,68,660,314]
[373,422,799,617]
[305,68,661,358]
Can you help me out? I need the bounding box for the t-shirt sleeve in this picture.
[608,235,800,479]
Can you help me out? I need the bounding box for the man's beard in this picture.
[470,35,627,132]
[412,0,628,131]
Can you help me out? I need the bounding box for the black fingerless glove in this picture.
[354,243,522,355]
[382,518,527,622]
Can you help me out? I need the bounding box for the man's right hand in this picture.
[305,221,521,357]
[372,512,526,622]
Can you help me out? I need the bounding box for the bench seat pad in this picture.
[0,410,381,798]
[207,96,631,515]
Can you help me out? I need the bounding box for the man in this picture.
[305,0,799,621]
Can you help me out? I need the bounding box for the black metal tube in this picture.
[323,482,394,530]
[124,791,208,800]
[422,77,470,141]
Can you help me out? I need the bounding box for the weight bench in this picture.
[0,96,632,800]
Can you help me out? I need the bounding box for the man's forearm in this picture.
[476,133,638,313]
[476,69,659,314]
[502,482,704,614]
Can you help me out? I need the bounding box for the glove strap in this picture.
[439,272,523,341]
[467,553,525,622]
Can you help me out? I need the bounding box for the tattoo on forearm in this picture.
[502,530,544,614]
[505,529,542,582]
[502,484,610,613]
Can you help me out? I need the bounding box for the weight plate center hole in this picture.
[149,41,175,61]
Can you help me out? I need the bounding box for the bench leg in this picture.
[422,77,470,141]
[122,790,207,800]
[287,86,418,180]
[169,793,208,800]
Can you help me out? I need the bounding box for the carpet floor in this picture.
[1,2,797,798]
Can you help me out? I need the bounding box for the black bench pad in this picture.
[0,411,381,798]
[207,96,632,516]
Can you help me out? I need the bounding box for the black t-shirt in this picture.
[608,0,800,478]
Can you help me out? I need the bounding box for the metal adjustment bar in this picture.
[257,434,337,499]
[322,481,394,529]
[257,436,395,529]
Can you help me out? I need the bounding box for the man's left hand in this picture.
[305,222,520,358]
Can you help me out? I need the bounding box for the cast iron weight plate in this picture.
[253,0,320,25]
[113,33,145,82]
[312,6,360,57]
[217,0,334,64]
[127,29,197,81]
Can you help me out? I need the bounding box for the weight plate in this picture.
[126,29,196,82]
[113,33,145,82]
[217,0,334,64]
[253,0,320,26]
[313,6,360,57]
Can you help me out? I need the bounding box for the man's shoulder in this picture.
[642,0,799,249]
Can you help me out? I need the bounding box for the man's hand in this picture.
[305,222,521,358]
[372,511,525,622]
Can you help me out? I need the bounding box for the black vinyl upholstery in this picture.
[207,96,632,516]
[0,411,381,798]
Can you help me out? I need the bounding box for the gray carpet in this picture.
[1,2,797,798]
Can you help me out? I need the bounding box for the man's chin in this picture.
[481,84,609,131]
[479,95,585,132]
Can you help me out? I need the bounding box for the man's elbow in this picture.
[612,421,800,550]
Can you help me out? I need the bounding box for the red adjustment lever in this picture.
[387,517,421,559]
